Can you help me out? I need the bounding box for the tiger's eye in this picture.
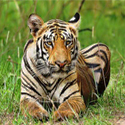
[66,41,72,46]
[67,41,70,45]
[45,41,53,47]
[61,35,64,39]
[47,41,52,45]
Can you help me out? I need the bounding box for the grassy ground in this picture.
[0,0,125,125]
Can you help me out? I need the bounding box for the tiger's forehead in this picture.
[38,19,76,37]
[46,19,68,25]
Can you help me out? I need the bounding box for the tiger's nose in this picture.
[55,60,67,68]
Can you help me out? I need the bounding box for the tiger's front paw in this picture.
[20,99,49,121]
[32,109,49,121]
[53,110,78,121]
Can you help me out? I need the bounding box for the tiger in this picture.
[20,12,111,121]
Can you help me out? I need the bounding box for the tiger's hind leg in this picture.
[80,43,111,97]
[20,97,49,121]
[97,58,110,96]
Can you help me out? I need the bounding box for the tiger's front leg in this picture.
[53,96,86,121]
[20,97,49,121]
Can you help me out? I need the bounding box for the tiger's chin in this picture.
[50,66,76,79]
[51,72,68,79]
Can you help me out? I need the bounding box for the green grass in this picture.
[0,0,125,125]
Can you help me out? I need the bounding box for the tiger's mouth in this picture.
[41,65,75,78]
[51,65,70,72]
[48,64,76,78]
[40,68,70,78]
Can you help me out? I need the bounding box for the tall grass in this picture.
[0,0,125,124]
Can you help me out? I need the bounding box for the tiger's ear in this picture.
[68,12,80,29]
[28,14,44,37]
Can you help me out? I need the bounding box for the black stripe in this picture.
[37,37,41,41]
[54,24,66,29]
[85,51,107,63]
[72,52,78,60]
[75,45,78,51]
[24,39,33,52]
[53,24,60,27]
[82,44,107,54]
[46,80,56,87]
[89,73,96,88]
[22,78,41,96]
[36,41,39,59]
[63,32,68,37]
[21,83,29,91]
[85,52,97,59]
[94,67,102,73]
[85,62,100,68]
[34,77,48,94]
[97,55,106,63]
[77,54,84,64]
[49,25,55,28]
[47,78,62,93]
[58,22,67,25]
[22,71,37,89]
[100,50,108,63]
[21,92,37,100]
[61,72,76,83]
[40,39,46,61]
[23,54,35,76]
[50,78,62,99]
[71,49,75,54]
[58,28,67,32]
[23,52,48,94]
[60,79,76,96]
[63,90,79,102]
[50,28,56,32]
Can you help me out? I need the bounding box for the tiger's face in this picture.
[28,13,80,78]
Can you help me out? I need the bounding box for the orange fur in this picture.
[20,99,48,120]
[53,96,85,121]
[76,53,97,104]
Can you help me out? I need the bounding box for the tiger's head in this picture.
[28,13,81,78]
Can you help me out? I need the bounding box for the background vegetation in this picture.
[0,0,125,124]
